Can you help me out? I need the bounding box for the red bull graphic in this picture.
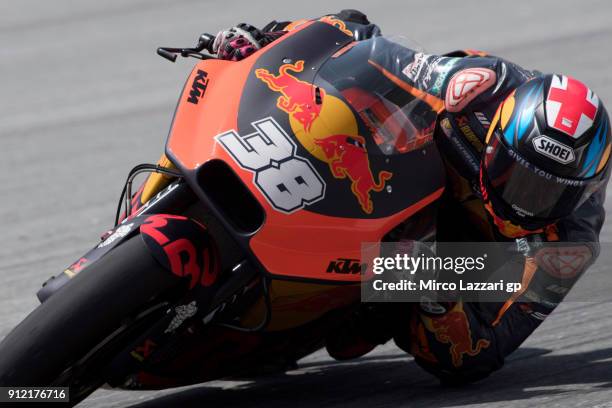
[256,60,392,214]
[422,303,490,367]
[318,16,354,37]
[283,16,354,36]
[316,134,392,214]
[255,61,324,132]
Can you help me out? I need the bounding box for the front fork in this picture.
[102,259,263,389]
[37,177,266,387]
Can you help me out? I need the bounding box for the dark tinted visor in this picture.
[483,130,591,221]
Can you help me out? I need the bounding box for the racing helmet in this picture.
[481,74,611,232]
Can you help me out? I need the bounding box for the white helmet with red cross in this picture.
[481,74,610,229]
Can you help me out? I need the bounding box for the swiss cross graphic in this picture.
[546,75,599,138]
[445,68,496,112]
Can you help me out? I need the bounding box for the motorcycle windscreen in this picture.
[287,35,446,217]
[314,36,440,156]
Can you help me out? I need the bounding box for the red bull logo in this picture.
[316,134,392,214]
[283,16,354,36]
[422,303,490,367]
[318,16,354,37]
[255,61,324,132]
[256,60,392,214]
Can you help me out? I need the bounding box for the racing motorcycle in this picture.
[0,18,445,406]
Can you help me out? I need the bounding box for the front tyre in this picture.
[0,234,187,405]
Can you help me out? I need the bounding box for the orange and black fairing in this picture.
[165,21,445,283]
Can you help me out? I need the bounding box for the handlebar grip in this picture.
[157,48,177,62]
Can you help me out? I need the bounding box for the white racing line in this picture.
[1,1,612,407]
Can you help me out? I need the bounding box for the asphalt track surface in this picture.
[2,1,612,407]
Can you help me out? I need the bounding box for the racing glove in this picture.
[212,23,286,61]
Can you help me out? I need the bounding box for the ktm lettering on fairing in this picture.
[187,69,209,104]
[326,258,364,274]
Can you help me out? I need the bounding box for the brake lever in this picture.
[157,33,216,63]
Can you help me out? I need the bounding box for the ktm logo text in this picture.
[326,258,365,274]
[187,69,209,105]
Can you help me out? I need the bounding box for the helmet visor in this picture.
[483,130,592,221]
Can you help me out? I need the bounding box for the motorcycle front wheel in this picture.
[0,234,188,406]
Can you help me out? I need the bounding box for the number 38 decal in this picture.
[216,117,326,213]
